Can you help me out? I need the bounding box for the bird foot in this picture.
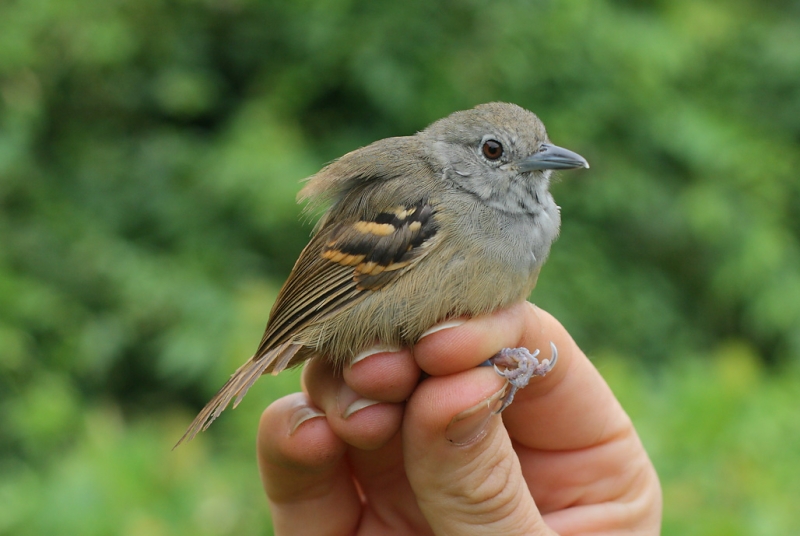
[483,342,558,412]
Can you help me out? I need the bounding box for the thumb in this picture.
[403,367,556,536]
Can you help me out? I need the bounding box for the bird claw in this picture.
[486,342,558,412]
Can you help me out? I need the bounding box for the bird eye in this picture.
[481,139,503,160]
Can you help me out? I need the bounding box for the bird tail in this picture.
[173,342,301,448]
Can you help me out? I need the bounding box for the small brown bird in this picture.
[177,102,588,446]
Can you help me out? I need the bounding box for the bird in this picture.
[176,102,589,446]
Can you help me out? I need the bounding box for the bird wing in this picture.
[256,199,439,356]
[175,195,440,446]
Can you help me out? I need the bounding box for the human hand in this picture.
[257,302,662,535]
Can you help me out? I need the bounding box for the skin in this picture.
[257,303,662,535]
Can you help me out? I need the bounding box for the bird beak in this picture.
[517,143,590,171]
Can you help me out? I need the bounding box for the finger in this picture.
[403,366,556,536]
[414,303,662,531]
[520,433,663,533]
[342,345,420,403]
[257,393,360,536]
[302,356,405,451]
[503,307,662,530]
[414,311,518,376]
[414,302,623,451]
[344,433,432,533]
[499,304,630,450]
[304,355,433,532]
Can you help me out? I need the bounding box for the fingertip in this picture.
[522,304,574,360]
[303,354,407,451]
[343,346,419,403]
[419,319,467,339]
[406,367,508,442]
[330,384,405,450]
[503,306,632,452]
[257,394,344,473]
[413,302,538,376]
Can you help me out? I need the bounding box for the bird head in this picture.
[422,102,589,213]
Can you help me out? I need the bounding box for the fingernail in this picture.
[445,386,507,446]
[419,319,466,339]
[351,342,401,366]
[288,404,326,436]
[337,383,381,419]
[342,398,381,419]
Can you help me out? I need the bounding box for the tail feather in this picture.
[173,342,301,448]
[270,343,301,376]
[233,344,299,408]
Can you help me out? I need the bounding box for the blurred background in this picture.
[1,0,799,534]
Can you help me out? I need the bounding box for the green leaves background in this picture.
[1,0,799,534]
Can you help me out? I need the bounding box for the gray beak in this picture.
[518,143,589,171]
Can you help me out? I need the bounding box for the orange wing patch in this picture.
[351,221,396,236]
[321,200,438,290]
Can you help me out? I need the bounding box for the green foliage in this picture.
[1,0,799,533]
[601,350,800,535]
